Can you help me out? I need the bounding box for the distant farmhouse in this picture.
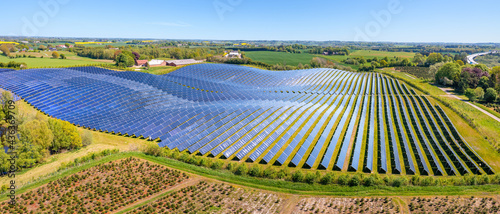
[166,59,203,67]
[135,59,204,67]
[225,50,241,58]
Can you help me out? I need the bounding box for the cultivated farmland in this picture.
[0,158,189,213]
[0,64,495,176]
[127,180,283,214]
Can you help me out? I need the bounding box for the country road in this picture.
[466,51,498,65]
[437,87,500,123]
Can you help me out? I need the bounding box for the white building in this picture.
[227,51,241,58]
[148,59,166,67]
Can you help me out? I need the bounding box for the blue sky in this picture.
[1,0,499,43]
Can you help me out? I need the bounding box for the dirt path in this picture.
[112,177,203,213]
[280,195,300,214]
[437,86,500,123]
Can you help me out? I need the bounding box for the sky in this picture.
[1,0,499,43]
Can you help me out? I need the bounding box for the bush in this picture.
[304,172,319,184]
[320,172,335,185]
[210,160,224,170]
[392,177,408,187]
[348,175,361,187]
[262,167,277,179]
[362,175,376,187]
[141,142,163,157]
[234,164,248,175]
[291,171,304,182]
[337,174,349,186]
[81,130,93,147]
[248,165,262,177]
[226,162,238,171]
[277,168,290,179]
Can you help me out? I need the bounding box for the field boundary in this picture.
[2,152,500,201]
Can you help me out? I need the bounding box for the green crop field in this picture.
[244,51,316,66]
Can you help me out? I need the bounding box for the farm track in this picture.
[437,87,500,124]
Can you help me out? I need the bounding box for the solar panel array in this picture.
[0,64,494,175]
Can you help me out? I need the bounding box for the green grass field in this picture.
[0,51,113,68]
[244,51,316,66]
[319,50,415,62]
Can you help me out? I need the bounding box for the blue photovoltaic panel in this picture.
[0,64,493,175]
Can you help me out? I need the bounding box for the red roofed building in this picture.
[136,60,148,66]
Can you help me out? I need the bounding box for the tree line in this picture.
[0,91,93,173]
[435,63,500,103]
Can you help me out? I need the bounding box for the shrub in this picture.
[362,175,376,187]
[234,164,248,176]
[337,174,349,186]
[392,177,408,187]
[304,172,318,184]
[348,175,361,187]
[141,142,163,157]
[226,162,238,171]
[210,160,224,170]
[320,172,335,185]
[277,168,290,179]
[81,130,93,147]
[291,171,304,182]
[248,165,262,177]
[262,167,277,179]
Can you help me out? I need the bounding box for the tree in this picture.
[429,62,445,77]
[64,43,70,48]
[379,60,389,67]
[19,120,53,150]
[60,54,66,59]
[474,87,485,101]
[38,45,46,50]
[52,51,60,59]
[0,91,21,130]
[0,45,10,57]
[457,71,471,93]
[465,88,477,102]
[426,53,444,65]
[48,119,82,152]
[455,60,464,66]
[474,64,490,73]
[484,88,498,102]
[490,66,500,90]
[412,53,426,66]
[478,76,490,89]
[435,62,461,85]
[115,53,135,67]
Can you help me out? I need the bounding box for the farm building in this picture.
[226,51,241,58]
[136,60,148,67]
[165,59,203,67]
[148,59,167,67]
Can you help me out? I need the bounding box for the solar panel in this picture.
[0,64,492,176]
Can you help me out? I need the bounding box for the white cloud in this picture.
[148,22,191,27]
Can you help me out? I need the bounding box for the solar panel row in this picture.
[0,64,494,175]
